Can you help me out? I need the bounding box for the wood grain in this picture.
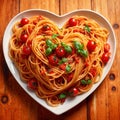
[20,0,60,14]
[60,0,91,15]
[0,0,120,120]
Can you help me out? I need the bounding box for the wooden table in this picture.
[0,0,120,120]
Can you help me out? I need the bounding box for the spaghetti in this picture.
[9,15,110,106]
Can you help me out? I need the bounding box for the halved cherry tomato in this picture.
[55,46,66,57]
[48,54,58,66]
[42,25,51,31]
[69,87,79,96]
[20,33,28,43]
[22,45,32,56]
[68,18,77,27]
[87,40,96,53]
[27,79,38,90]
[20,18,29,27]
[104,43,110,53]
[101,52,110,64]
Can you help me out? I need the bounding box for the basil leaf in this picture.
[52,34,59,39]
[66,65,71,72]
[64,45,72,53]
[84,25,91,32]
[77,49,88,58]
[61,42,65,47]
[74,41,84,50]
[46,39,53,47]
[45,47,52,56]
[62,58,67,62]
[50,44,57,50]
[59,93,66,99]
[59,58,68,64]
[81,79,92,85]
[81,80,88,85]
[87,79,92,84]
[61,42,72,53]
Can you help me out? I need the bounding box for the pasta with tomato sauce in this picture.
[9,15,110,106]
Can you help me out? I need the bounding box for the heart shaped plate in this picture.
[3,9,116,115]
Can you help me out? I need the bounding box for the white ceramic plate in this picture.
[3,9,116,115]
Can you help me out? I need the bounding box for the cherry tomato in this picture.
[27,79,38,90]
[68,18,77,27]
[69,87,79,96]
[101,53,110,64]
[48,54,58,66]
[59,63,66,70]
[104,43,110,53]
[55,46,66,57]
[22,45,32,56]
[20,18,29,27]
[20,33,28,43]
[42,25,51,31]
[87,40,96,53]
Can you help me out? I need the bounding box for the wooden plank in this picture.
[0,0,20,120]
[88,0,120,120]
[107,0,120,120]
[20,0,60,14]
[88,0,109,119]
[0,0,19,94]
[60,0,91,15]
[0,0,38,120]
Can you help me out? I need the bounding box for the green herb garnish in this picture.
[81,79,92,85]
[87,79,92,84]
[73,41,88,58]
[66,65,71,72]
[59,93,66,99]
[45,47,52,56]
[59,58,68,64]
[77,49,88,58]
[51,34,59,39]
[74,41,84,50]
[46,39,53,47]
[45,39,57,56]
[61,42,72,53]
[84,25,91,32]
